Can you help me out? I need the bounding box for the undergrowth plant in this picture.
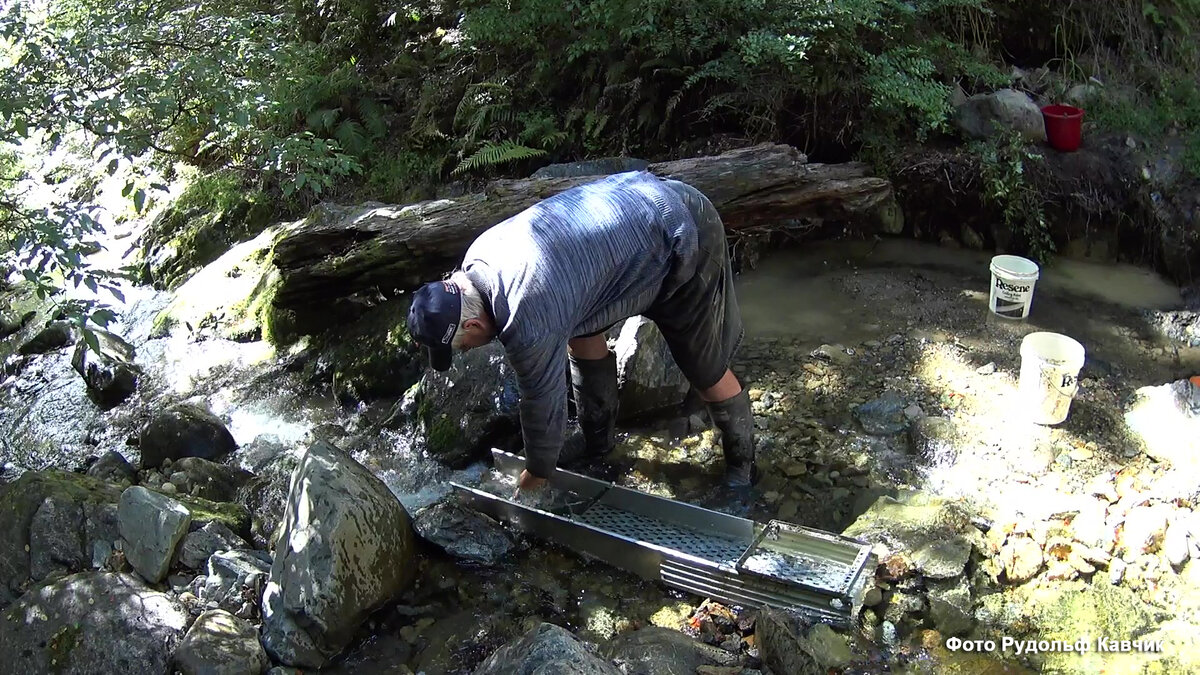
[974,132,1055,263]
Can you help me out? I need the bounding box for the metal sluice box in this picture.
[451,450,875,625]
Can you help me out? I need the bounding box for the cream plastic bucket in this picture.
[1019,332,1086,425]
[989,255,1040,319]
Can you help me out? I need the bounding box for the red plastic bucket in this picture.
[1041,104,1085,152]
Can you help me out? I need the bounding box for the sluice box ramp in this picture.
[451,450,875,625]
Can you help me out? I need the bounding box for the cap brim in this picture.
[426,345,453,372]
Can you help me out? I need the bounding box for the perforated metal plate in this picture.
[739,549,855,594]
[576,503,747,563]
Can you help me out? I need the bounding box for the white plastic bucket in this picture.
[989,255,1040,319]
[1019,332,1086,425]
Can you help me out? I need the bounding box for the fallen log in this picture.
[270,143,900,314]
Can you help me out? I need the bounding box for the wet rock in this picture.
[84,501,120,569]
[176,522,249,570]
[228,435,292,474]
[612,316,691,423]
[754,609,823,675]
[234,445,302,550]
[884,592,925,624]
[602,626,742,674]
[28,493,86,580]
[854,391,909,435]
[1121,505,1170,555]
[412,501,514,566]
[418,342,520,467]
[927,578,974,636]
[908,416,958,465]
[474,622,618,675]
[1124,380,1200,469]
[118,485,192,584]
[811,344,853,365]
[139,403,238,469]
[17,321,74,355]
[170,457,253,502]
[532,157,649,179]
[843,491,974,580]
[0,471,125,607]
[86,451,137,485]
[173,609,269,675]
[262,441,417,669]
[70,328,139,408]
[999,535,1043,583]
[954,89,1047,142]
[0,572,188,674]
[196,550,271,615]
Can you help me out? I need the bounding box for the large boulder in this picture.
[139,403,238,469]
[71,328,140,408]
[0,572,189,675]
[86,450,137,485]
[842,491,977,580]
[954,88,1047,142]
[412,501,515,566]
[169,457,254,502]
[1125,379,1200,470]
[17,320,74,355]
[611,316,691,423]
[28,492,86,580]
[602,626,742,674]
[473,623,619,675]
[418,342,521,467]
[173,609,269,675]
[230,437,302,550]
[0,471,125,607]
[261,441,417,668]
[118,485,193,584]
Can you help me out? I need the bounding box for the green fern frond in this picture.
[334,120,367,155]
[452,141,547,176]
[306,108,341,133]
[358,97,388,138]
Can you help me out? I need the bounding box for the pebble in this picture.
[160,482,178,495]
[976,362,996,375]
[881,621,898,645]
[1069,446,1094,461]
[783,462,807,478]
[1109,558,1127,585]
[863,587,883,607]
[1164,522,1190,567]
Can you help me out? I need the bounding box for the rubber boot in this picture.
[706,388,757,488]
[569,352,619,458]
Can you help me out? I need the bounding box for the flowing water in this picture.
[0,228,1187,672]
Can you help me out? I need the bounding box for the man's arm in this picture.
[507,337,569,478]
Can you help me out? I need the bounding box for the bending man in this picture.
[407,171,756,492]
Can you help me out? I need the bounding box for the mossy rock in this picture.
[0,470,250,607]
[141,185,274,291]
[306,296,422,404]
[152,224,300,345]
[0,471,124,606]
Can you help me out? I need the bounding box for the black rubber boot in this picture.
[570,352,619,458]
[706,388,757,488]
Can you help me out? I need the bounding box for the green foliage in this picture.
[974,132,1055,263]
[453,141,547,176]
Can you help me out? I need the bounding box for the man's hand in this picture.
[515,470,547,496]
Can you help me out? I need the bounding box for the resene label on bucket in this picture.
[995,276,1033,299]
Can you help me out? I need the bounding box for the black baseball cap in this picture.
[407,280,462,371]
